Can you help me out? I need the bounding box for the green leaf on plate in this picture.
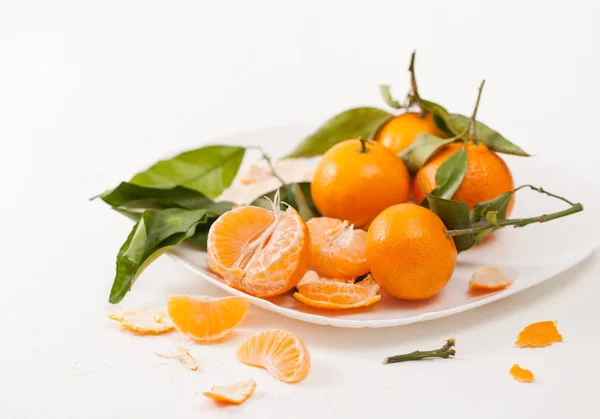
[109,205,233,304]
[400,133,458,174]
[448,114,530,156]
[126,145,245,199]
[285,107,392,158]
[252,182,320,221]
[469,190,514,243]
[425,192,475,252]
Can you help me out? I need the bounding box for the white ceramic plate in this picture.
[168,123,600,328]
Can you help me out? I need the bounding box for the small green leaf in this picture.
[252,182,320,221]
[419,99,456,135]
[469,190,514,243]
[432,146,468,200]
[449,114,530,156]
[486,210,499,226]
[400,133,458,174]
[425,192,475,252]
[109,205,233,304]
[285,107,392,158]
[379,85,403,109]
[127,145,246,199]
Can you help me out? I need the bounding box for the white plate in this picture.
[168,123,600,328]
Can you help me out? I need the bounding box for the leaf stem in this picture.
[408,50,424,113]
[383,339,456,364]
[249,146,286,187]
[445,185,583,237]
[469,79,486,145]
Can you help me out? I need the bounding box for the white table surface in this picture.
[2,1,600,418]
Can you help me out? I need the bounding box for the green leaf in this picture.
[425,192,475,252]
[109,205,233,303]
[449,114,530,156]
[379,85,403,109]
[252,182,320,221]
[431,146,468,200]
[469,190,514,243]
[126,145,245,199]
[419,99,456,135]
[285,107,392,158]
[400,133,458,174]
[486,211,499,226]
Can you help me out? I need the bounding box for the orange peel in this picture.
[203,378,256,405]
[108,308,174,335]
[155,344,198,371]
[510,364,534,382]
[293,272,381,309]
[469,266,514,291]
[515,320,563,348]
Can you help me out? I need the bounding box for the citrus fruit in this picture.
[293,271,381,309]
[375,111,444,154]
[311,138,410,228]
[509,364,534,383]
[236,329,310,384]
[306,217,368,279]
[515,321,563,348]
[203,378,256,405]
[108,308,174,335]
[469,266,514,291]
[207,193,311,298]
[366,203,457,300]
[412,142,515,214]
[167,295,249,342]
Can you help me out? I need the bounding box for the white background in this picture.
[1,1,600,418]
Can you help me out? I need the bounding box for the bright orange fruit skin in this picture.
[311,139,410,228]
[366,203,457,300]
[412,142,515,214]
[375,112,445,155]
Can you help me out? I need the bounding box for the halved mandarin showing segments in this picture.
[236,329,310,384]
[515,321,563,348]
[108,308,174,335]
[207,193,311,298]
[203,378,256,405]
[167,295,249,343]
[510,364,534,382]
[469,266,514,291]
[294,272,381,310]
[307,217,369,279]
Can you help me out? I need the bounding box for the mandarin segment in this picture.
[236,329,310,384]
[167,295,249,343]
[207,194,311,298]
[108,308,175,335]
[294,272,381,309]
[515,321,563,348]
[307,217,369,279]
[509,364,534,383]
[203,378,256,405]
[469,266,514,291]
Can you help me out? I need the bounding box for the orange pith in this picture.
[167,295,249,342]
[236,329,310,384]
[412,142,515,214]
[366,203,457,301]
[469,266,514,291]
[108,308,174,335]
[307,217,369,279]
[376,111,445,154]
[311,139,410,228]
[510,364,534,382]
[203,378,256,405]
[207,195,311,298]
[515,321,563,348]
[293,271,381,309]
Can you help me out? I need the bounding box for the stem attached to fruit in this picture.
[358,136,369,153]
[469,79,486,145]
[445,185,584,237]
[383,339,456,364]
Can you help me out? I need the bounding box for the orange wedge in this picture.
[510,364,534,382]
[515,320,563,348]
[108,308,174,335]
[237,329,310,384]
[469,266,514,291]
[207,192,311,298]
[203,378,256,405]
[167,295,249,342]
[293,271,381,309]
[307,217,369,279]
